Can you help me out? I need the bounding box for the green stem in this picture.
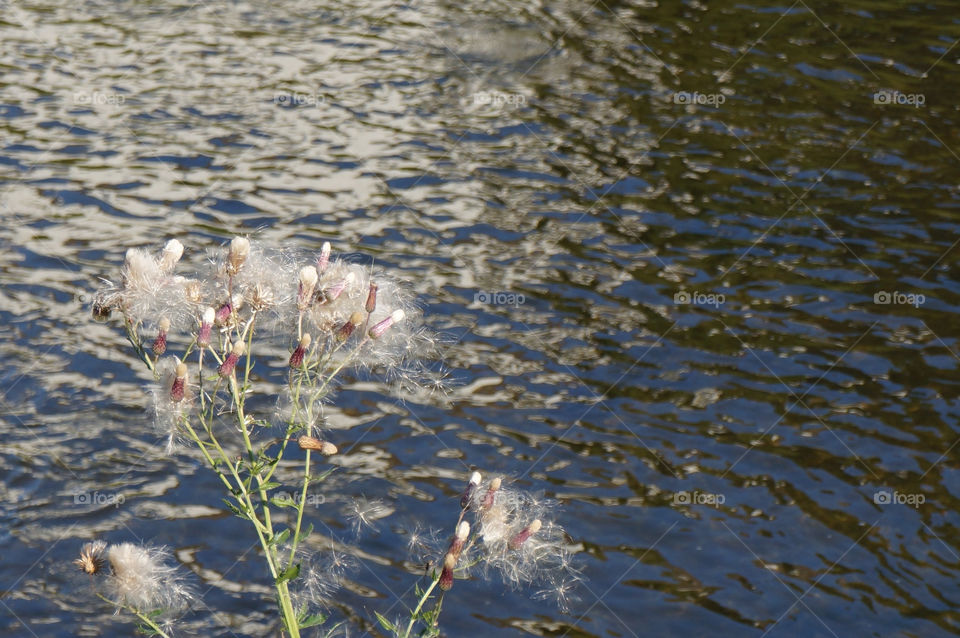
[97,594,171,638]
[401,574,442,638]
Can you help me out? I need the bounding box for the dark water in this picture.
[3,0,960,636]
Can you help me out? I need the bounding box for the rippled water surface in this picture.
[3,0,960,636]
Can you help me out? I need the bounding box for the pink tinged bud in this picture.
[159,239,184,272]
[218,341,246,378]
[481,477,502,511]
[227,236,250,274]
[335,311,365,341]
[365,282,378,313]
[368,309,405,339]
[509,519,542,550]
[289,333,312,368]
[317,272,355,305]
[170,362,188,402]
[298,266,319,310]
[197,307,215,348]
[438,552,457,591]
[316,241,331,273]
[151,317,171,356]
[449,521,470,557]
[215,301,233,325]
[461,471,482,509]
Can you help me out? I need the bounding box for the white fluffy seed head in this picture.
[299,265,318,288]
[106,543,193,613]
[391,308,405,323]
[469,471,482,486]
[202,307,215,324]
[160,239,184,271]
[456,521,471,541]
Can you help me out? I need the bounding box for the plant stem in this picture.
[97,594,171,638]
[401,574,441,638]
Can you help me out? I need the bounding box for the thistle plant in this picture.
[88,236,434,636]
[83,235,577,636]
[393,472,580,638]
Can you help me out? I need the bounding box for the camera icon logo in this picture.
[873,490,891,505]
[674,291,691,305]
[873,291,891,304]
[474,291,490,304]
[673,491,692,505]
[73,491,89,504]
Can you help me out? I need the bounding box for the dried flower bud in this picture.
[92,298,112,321]
[461,471,482,509]
[481,477,502,511]
[317,272,355,305]
[227,236,250,274]
[369,309,405,339]
[317,241,331,273]
[365,282,378,313]
[509,519,542,549]
[438,552,457,591]
[170,362,188,402]
[217,341,246,378]
[215,300,233,325]
[184,279,203,303]
[336,311,366,341]
[289,333,312,368]
[159,239,184,272]
[74,540,107,575]
[298,266,319,310]
[449,521,470,557]
[297,436,338,455]
[197,307,215,348]
[151,317,171,356]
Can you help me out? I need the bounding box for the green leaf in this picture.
[270,495,296,508]
[259,481,281,491]
[270,528,291,546]
[295,523,314,544]
[300,613,326,628]
[374,611,396,632]
[276,563,300,584]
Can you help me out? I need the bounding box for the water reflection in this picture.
[2,0,960,636]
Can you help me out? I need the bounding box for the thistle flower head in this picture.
[75,540,107,575]
[217,340,246,378]
[316,241,331,273]
[369,309,405,339]
[461,471,482,509]
[289,333,312,368]
[159,239,184,272]
[106,543,194,613]
[298,265,319,310]
[227,236,250,274]
[152,317,171,356]
[197,306,215,347]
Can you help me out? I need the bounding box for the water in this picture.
[2,0,960,635]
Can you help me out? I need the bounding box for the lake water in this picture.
[2,0,960,636]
